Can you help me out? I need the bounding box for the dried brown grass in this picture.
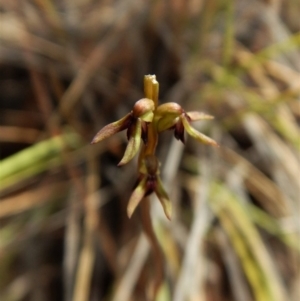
[0,0,299,301]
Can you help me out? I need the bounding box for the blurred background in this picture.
[0,0,299,301]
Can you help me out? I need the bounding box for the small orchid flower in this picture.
[91,75,219,222]
[156,102,218,146]
[127,155,172,220]
[91,98,155,166]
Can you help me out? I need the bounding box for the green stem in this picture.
[140,75,160,159]
[139,76,163,299]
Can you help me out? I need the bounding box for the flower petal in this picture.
[181,115,219,147]
[118,118,142,166]
[174,119,185,143]
[186,111,214,121]
[141,121,148,144]
[91,113,132,144]
[127,177,147,218]
[155,177,172,220]
[157,116,179,132]
[140,111,154,122]
[156,102,183,117]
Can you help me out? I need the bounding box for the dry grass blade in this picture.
[0,182,68,219]
[264,60,300,91]
[0,14,66,61]
[59,0,145,118]
[72,231,95,301]
[221,147,291,216]
[174,161,213,301]
[72,148,100,301]
[63,191,81,301]
[112,234,149,301]
[211,184,290,301]
[216,228,252,301]
[0,126,41,144]
[243,114,299,203]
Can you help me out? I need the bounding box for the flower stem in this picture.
[140,75,160,159]
[139,76,163,299]
[144,75,158,104]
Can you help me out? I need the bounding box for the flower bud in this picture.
[132,98,155,122]
[156,102,183,117]
[144,155,159,176]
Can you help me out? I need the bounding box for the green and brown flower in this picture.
[127,155,172,220]
[91,98,155,165]
[156,102,218,146]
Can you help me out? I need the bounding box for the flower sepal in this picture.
[127,155,172,220]
[118,118,142,166]
[91,112,132,144]
[154,103,218,147]
[91,98,156,165]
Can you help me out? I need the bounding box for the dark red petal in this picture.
[174,120,185,143]
[141,121,148,144]
[126,119,136,140]
[145,175,157,196]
